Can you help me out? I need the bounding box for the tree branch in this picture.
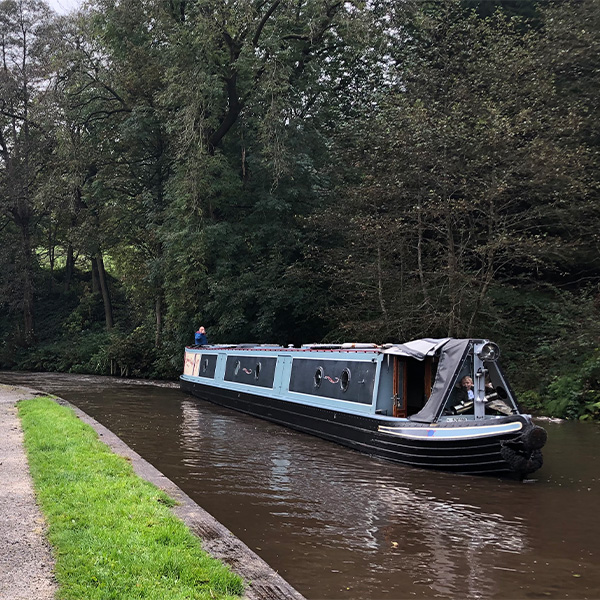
[252,0,282,47]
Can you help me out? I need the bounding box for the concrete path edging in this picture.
[1,383,305,600]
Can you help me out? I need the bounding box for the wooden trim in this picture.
[424,357,432,400]
[393,357,407,418]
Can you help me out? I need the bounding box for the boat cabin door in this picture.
[393,357,435,418]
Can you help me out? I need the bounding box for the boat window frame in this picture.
[340,368,351,392]
[314,366,324,388]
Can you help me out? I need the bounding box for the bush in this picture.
[538,351,600,420]
[89,326,158,378]
[13,332,111,373]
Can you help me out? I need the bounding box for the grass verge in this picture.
[18,397,244,600]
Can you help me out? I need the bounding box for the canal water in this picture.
[1,372,599,600]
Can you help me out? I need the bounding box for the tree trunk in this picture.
[95,252,114,330]
[376,242,388,320]
[20,222,35,344]
[416,203,430,307]
[445,210,460,338]
[48,226,55,285]
[155,294,162,347]
[91,256,99,294]
[64,243,74,292]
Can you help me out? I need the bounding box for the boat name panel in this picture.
[224,355,277,389]
[289,358,375,404]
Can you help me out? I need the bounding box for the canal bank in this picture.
[0,384,304,600]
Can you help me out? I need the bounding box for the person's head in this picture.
[197,326,205,333]
[460,376,473,390]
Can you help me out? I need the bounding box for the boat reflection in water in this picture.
[181,338,547,478]
[179,399,529,598]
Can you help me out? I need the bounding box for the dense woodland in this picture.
[0,0,598,419]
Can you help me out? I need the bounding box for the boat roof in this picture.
[185,339,452,356]
[382,338,452,359]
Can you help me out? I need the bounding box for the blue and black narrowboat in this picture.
[180,338,547,478]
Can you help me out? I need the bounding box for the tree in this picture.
[318,1,566,341]
[0,0,54,343]
[152,0,390,343]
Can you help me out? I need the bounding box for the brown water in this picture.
[2,371,599,600]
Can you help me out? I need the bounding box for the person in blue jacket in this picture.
[194,326,208,345]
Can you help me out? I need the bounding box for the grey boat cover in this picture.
[384,338,472,423]
[382,338,451,360]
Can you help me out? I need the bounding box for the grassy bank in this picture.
[18,397,244,600]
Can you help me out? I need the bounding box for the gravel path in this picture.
[0,384,57,600]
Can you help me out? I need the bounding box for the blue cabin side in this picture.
[182,347,398,418]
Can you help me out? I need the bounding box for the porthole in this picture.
[314,367,324,388]
[234,360,241,375]
[255,362,261,380]
[202,358,209,373]
[340,368,351,392]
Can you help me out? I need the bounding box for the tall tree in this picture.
[0,0,54,343]
[152,0,390,343]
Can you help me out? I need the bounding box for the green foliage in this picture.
[90,326,159,378]
[14,333,109,374]
[19,397,243,599]
[542,352,600,420]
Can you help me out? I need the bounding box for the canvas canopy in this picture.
[382,338,451,360]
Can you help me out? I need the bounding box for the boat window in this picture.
[255,362,261,379]
[202,358,209,373]
[314,367,323,388]
[234,360,241,375]
[340,368,351,392]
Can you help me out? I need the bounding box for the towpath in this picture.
[0,384,57,600]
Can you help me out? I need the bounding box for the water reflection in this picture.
[178,396,528,599]
[1,371,599,600]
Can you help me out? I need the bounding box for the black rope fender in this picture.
[500,424,547,476]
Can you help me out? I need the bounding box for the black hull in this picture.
[180,378,538,477]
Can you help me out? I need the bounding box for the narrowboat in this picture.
[180,338,547,478]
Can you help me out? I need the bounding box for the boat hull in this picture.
[180,377,541,477]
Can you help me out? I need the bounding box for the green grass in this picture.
[18,397,244,600]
